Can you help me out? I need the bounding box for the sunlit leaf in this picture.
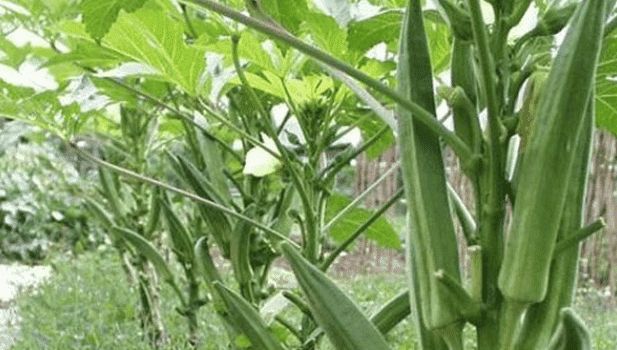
[79,0,148,41]
[59,8,206,95]
[302,12,350,61]
[198,32,276,72]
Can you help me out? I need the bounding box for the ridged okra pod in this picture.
[516,95,595,350]
[397,0,463,343]
[497,0,605,314]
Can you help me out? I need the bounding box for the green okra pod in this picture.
[516,93,595,349]
[280,243,390,350]
[397,0,463,344]
[497,1,605,347]
[230,204,256,300]
[498,0,605,306]
[160,197,195,265]
[437,0,474,41]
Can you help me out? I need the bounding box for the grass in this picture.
[11,248,617,349]
[11,248,228,350]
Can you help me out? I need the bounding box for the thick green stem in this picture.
[468,0,507,347]
[498,301,528,350]
[467,0,499,129]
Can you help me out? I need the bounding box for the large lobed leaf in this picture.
[59,8,206,96]
[79,0,148,41]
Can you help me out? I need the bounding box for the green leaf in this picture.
[60,8,206,95]
[0,36,32,68]
[199,32,276,72]
[325,193,401,249]
[259,0,309,34]
[364,0,407,7]
[43,41,123,69]
[79,0,148,41]
[230,71,333,104]
[301,12,350,61]
[596,32,617,136]
[425,17,451,74]
[347,10,403,55]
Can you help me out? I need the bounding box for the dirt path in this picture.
[0,264,51,350]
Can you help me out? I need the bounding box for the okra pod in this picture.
[280,243,390,350]
[498,0,605,312]
[516,94,595,349]
[397,0,463,343]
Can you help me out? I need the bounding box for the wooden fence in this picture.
[353,131,617,304]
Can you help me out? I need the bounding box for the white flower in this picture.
[243,133,281,177]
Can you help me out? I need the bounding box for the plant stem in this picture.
[196,98,282,160]
[180,3,198,39]
[179,0,473,163]
[467,0,499,130]
[506,0,533,28]
[321,188,403,271]
[553,218,605,256]
[322,160,400,233]
[231,35,319,263]
[468,0,506,347]
[107,78,244,162]
[321,125,390,184]
[71,143,298,248]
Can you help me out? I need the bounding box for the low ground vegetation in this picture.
[11,249,617,350]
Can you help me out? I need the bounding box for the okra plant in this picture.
[177,0,614,349]
[84,105,168,346]
[2,0,617,349]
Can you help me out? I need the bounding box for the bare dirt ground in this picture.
[0,264,51,350]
